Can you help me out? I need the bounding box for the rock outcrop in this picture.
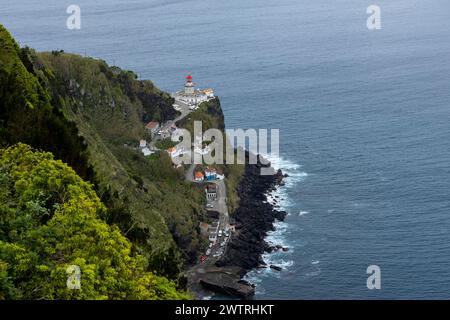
[216,155,286,274]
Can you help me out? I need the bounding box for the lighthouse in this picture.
[173,74,214,108]
[184,75,195,95]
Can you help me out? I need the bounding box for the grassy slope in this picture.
[1,23,243,288]
[0,24,191,297]
[0,26,92,179]
[177,99,245,214]
[32,52,208,278]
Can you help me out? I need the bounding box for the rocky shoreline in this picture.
[212,155,287,296]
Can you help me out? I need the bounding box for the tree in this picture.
[0,144,189,300]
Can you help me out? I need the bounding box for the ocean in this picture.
[2,0,450,299]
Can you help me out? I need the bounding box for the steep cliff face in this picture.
[0,24,195,298]
[217,159,286,273]
[0,25,207,283]
[31,51,209,278]
[0,26,92,180]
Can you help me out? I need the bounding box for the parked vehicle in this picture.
[206,249,211,256]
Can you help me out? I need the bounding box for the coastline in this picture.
[203,154,287,298]
[217,156,287,271]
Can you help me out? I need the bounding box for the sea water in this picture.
[2,0,450,299]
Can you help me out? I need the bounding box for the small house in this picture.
[167,147,177,157]
[205,167,217,180]
[194,171,204,182]
[145,121,160,136]
[167,147,183,159]
[139,140,147,148]
[202,88,215,99]
[206,183,217,200]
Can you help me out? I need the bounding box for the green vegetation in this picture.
[222,160,245,214]
[0,144,189,300]
[0,23,245,300]
[0,24,204,294]
[155,138,177,150]
[32,47,206,275]
[0,25,92,180]
[177,98,225,134]
[177,99,244,213]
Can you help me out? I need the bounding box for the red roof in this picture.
[194,171,204,178]
[145,121,159,129]
[186,75,193,81]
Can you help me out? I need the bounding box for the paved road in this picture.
[186,166,230,261]
[185,163,196,182]
[149,100,191,149]
[155,97,231,295]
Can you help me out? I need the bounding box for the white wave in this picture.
[312,260,320,265]
[246,153,307,285]
[262,257,294,269]
[243,271,264,284]
[299,210,309,216]
[260,153,301,172]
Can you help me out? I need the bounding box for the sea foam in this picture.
[248,154,306,280]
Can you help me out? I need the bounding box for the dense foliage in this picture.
[0,24,243,299]
[0,144,189,299]
[0,25,92,180]
[32,48,207,274]
[0,24,200,297]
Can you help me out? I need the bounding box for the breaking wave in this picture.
[244,154,307,289]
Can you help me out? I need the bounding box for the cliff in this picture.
[217,158,286,271]
[0,25,189,299]
[1,24,284,300]
[1,25,208,284]
[31,51,212,279]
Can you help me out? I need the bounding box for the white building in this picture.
[141,147,153,157]
[173,75,215,106]
[194,144,210,155]
[167,146,189,159]
[206,183,217,200]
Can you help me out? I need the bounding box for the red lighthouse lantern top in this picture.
[186,75,193,82]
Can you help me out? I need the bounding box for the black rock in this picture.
[270,265,282,271]
[216,154,287,273]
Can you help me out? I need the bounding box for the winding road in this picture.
[158,97,231,297]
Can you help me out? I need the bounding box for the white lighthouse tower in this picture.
[184,75,195,95]
[173,74,213,108]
